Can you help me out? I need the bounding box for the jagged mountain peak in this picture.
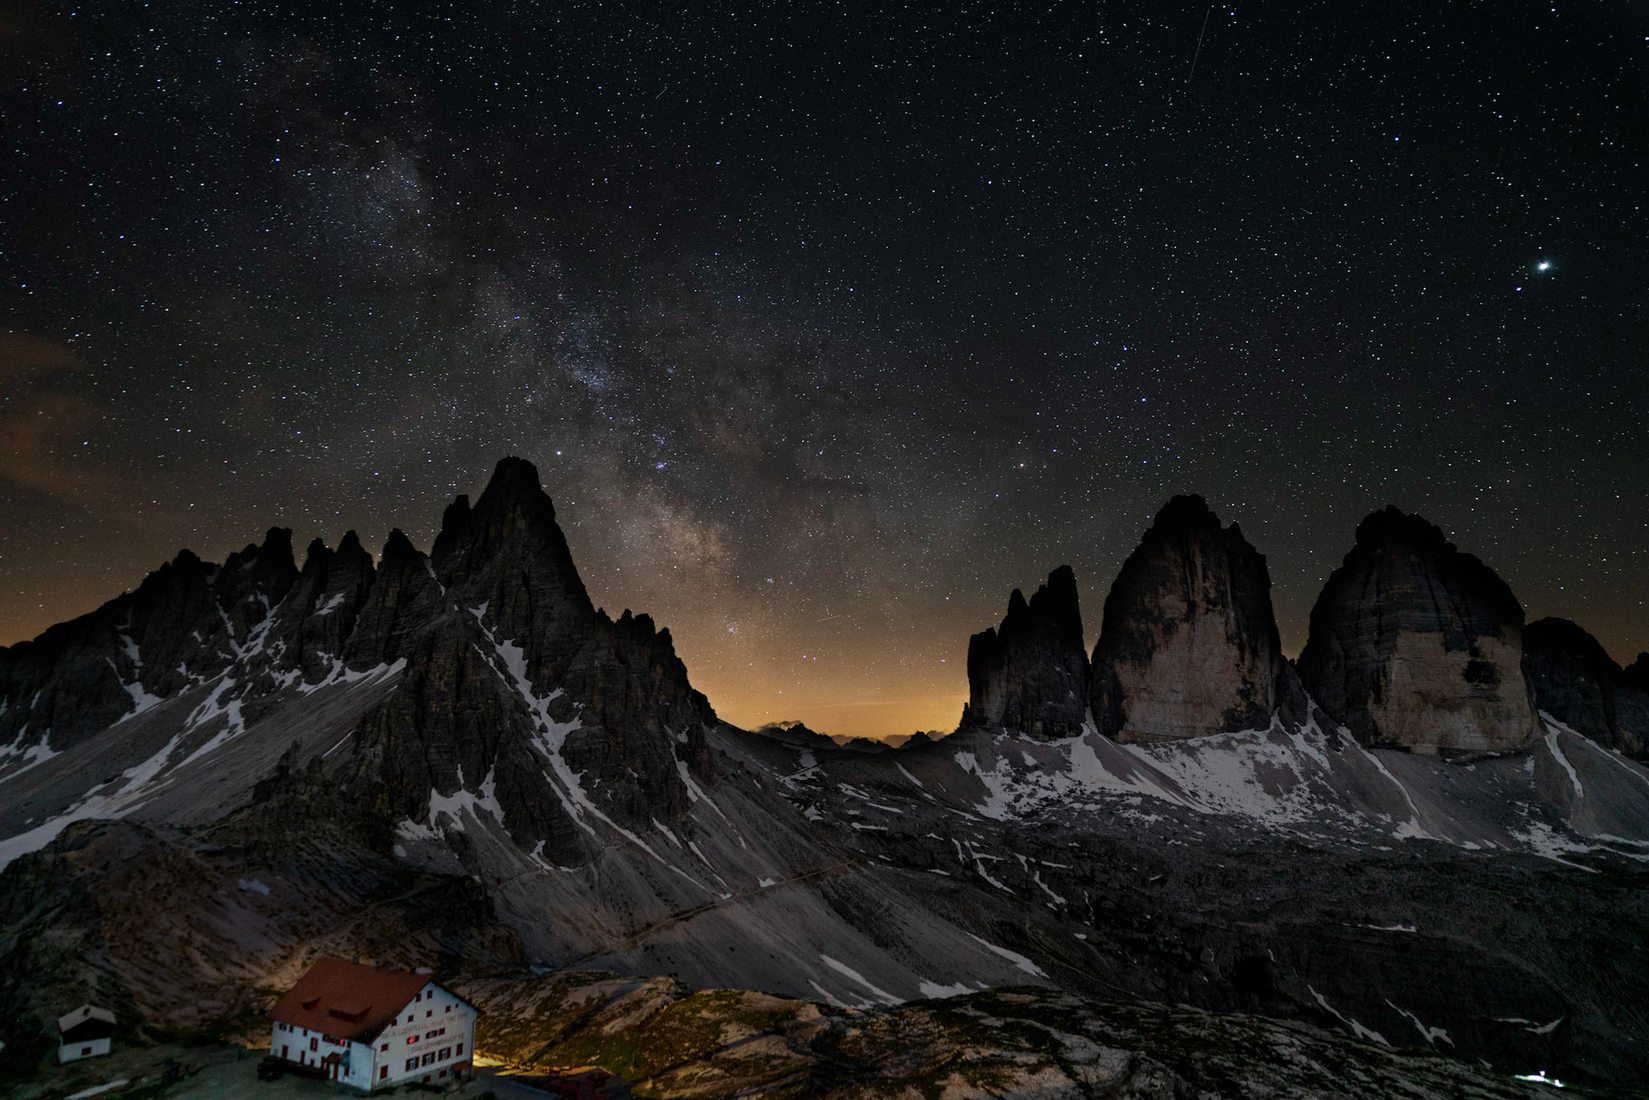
[301,535,330,566]
[1352,503,1449,548]
[297,530,373,575]
[992,564,1082,641]
[964,565,1089,739]
[1347,508,1523,617]
[336,528,367,559]
[1148,492,1218,530]
[437,456,559,546]
[430,456,591,613]
[480,453,551,505]
[1300,506,1537,753]
[223,525,297,576]
[1091,496,1300,742]
[380,527,423,564]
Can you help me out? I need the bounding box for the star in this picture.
[1536,260,1552,273]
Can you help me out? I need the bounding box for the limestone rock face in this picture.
[0,529,299,752]
[963,566,1089,738]
[345,457,717,859]
[271,532,378,683]
[1523,618,1647,757]
[1297,507,1539,753]
[1089,496,1303,743]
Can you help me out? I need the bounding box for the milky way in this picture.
[3,2,1646,737]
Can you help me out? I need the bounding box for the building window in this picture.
[380,1066,388,1080]
[438,1047,451,1061]
[406,1036,417,1045]
[405,1057,417,1072]
[421,1052,436,1067]
[309,1038,318,1053]
[455,1043,464,1056]
[380,1042,388,1052]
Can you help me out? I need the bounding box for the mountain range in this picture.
[2,458,1646,1096]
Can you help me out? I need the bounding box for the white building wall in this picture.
[269,1022,353,1078]
[374,982,476,1089]
[58,1037,111,1063]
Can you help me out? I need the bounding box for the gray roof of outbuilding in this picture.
[58,1005,116,1033]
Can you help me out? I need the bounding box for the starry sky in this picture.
[3,1,1647,739]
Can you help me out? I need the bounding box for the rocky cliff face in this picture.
[339,458,716,862]
[272,532,377,683]
[0,529,299,753]
[1090,496,1303,743]
[1297,507,1539,753]
[1524,618,1648,757]
[963,566,1089,738]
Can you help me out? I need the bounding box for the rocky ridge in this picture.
[0,457,714,869]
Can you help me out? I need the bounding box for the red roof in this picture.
[268,957,435,1042]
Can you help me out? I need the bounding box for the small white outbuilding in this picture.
[58,1004,115,1063]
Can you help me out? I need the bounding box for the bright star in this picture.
[1536,260,1552,272]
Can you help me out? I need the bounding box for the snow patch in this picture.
[1309,985,1389,1046]
[1387,1000,1452,1045]
[967,932,1047,978]
[819,954,902,1005]
[917,979,974,999]
[1544,730,1585,802]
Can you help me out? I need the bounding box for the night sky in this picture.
[3,2,1646,739]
